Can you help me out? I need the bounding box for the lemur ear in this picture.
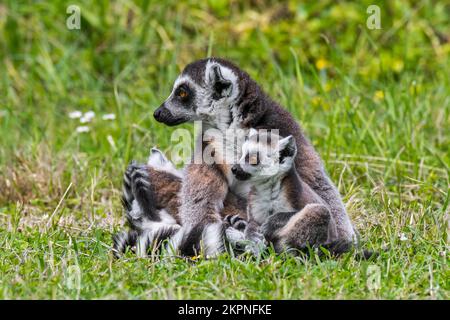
[148,147,168,166]
[278,135,297,162]
[208,64,232,100]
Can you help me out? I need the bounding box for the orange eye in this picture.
[179,90,188,99]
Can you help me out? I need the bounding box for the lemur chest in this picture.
[251,184,295,225]
[229,179,252,198]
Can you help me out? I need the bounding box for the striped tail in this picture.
[112,230,138,258]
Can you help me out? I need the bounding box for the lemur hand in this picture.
[223,214,248,231]
[244,222,267,257]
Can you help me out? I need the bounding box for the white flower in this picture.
[68,110,83,119]
[84,111,95,119]
[102,113,116,120]
[80,111,95,123]
[399,233,408,241]
[76,126,90,133]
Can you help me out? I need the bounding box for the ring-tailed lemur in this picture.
[112,148,183,258]
[112,148,247,258]
[227,129,347,256]
[151,58,358,256]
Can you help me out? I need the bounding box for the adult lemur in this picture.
[114,58,357,257]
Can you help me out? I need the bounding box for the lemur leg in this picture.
[260,211,297,244]
[303,170,356,244]
[264,204,336,253]
[222,190,272,256]
[176,163,229,257]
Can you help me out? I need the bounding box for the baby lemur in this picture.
[228,128,342,255]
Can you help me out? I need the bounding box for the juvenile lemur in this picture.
[227,129,344,255]
[113,148,246,257]
[115,57,357,257]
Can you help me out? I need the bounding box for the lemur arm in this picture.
[172,163,232,256]
[241,189,267,255]
[179,163,229,226]
[244,188,261,239]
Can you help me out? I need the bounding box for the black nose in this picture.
[153,107,162,120]
[231,165,238,174]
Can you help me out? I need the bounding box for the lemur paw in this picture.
[260,211,296,242]
[243,228,267,256]
[244,239,267,257]
[223,214,247,231]
[225,227,245,247]
[225,224,267,256]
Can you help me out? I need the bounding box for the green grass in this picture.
[0,0,448,299]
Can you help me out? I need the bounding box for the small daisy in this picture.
[80,111,95,123]
[102,113,116,120]
[399,233,408,241]
[68,110,83,119]
[76,126,90,133]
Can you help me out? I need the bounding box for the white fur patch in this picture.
[249,179,294,225]
[225,227,245,245]
[140,209,179,234]
[136,230,151,258]
[129,200,142,220]
[201,222,224,257]
[122,185,133,203]
[136,214,181,258]
[244,240,266,257]
[166,226,187,256]
[147,147,183,178]
[159,209,177,224]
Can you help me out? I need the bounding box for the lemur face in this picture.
[154,58,240,126]
[231,129,297,181]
